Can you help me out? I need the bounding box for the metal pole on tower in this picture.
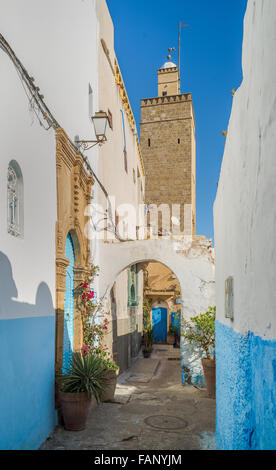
[178,22,181,93]
[178,23,189,94]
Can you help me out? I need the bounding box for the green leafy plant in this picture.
[183,306,216,360]
[142,297,154,350]
[58,353,107,402]
[143,345,152,354]
[144,326,154,349]
[101,358,119,371]
[168,325,179,337]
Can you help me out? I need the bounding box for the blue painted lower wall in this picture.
[0,316,57,450]
[216,321,276,450]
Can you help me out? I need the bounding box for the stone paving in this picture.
[41,345,216,450]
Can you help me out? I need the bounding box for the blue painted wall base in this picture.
[216,321,276,450]
[0,316,57,450]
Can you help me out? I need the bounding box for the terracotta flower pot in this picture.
[101,369,119,402]
[202,358,216,399]
[167,335,175,345]
[59,391,91,431]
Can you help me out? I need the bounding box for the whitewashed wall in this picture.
[214,0,276,340]
[0,0,100,450]
[214,0,276,450]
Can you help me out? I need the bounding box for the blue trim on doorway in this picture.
[152,307,167,343]
[62,234,75,371]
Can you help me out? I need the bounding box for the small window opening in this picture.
[178,138,181,144]
[148,138,151,147]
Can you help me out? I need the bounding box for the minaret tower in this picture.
[140,50,196,235]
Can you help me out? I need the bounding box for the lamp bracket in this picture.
[75,138,107,151]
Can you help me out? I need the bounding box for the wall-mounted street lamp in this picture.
[75,110,110,151]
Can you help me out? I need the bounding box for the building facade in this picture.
[140,56,215,385]
[94,0,145,373]
[140,57,196,235]
[0,0,99,449]
[214,0,276,450]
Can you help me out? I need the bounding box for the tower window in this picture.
[178,138,181,144]
[148,138,151,147]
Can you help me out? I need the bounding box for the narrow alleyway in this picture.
[41,345,215,451]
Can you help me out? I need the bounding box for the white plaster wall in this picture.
[0,0,99,169]
[0,0,100,308]
[94,0,146,310]
[97,0,145,223]
[214,0,276,340]
[0,49,56,315]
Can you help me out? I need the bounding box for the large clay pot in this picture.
[202,358,216,399]
[101,369,119,402]
[59,391,91,431]
[167,335,175,345]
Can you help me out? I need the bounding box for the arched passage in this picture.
[98,237,216,385]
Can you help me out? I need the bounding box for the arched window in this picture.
[7,160,24,238]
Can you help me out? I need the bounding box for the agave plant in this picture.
[58,353,107,402]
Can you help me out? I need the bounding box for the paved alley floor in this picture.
[41,345,216,450]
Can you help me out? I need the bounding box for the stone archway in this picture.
[98,236,215,385]
[99,237,215,318]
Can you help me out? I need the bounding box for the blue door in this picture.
[62,234,75,371]
[171,311,181,337]
[152,307,167,343]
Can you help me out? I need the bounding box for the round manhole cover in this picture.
[144,415,188,431]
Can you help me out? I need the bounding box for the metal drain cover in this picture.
[144,415,188,431]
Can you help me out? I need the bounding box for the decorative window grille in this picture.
[7,161,23,238]
[128,264,139,307]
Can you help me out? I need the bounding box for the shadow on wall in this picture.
[0,251,57,450]
[0,251,55,318]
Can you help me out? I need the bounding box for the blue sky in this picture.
[106,0,247,240]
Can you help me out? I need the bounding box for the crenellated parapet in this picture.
[141,93,192,107]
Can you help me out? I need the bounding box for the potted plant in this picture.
[143,325,154,358]
[183,306,216,398]
[101,358,120,402]
[58,352,107,431]
[143,344,152,358]
[74,268,121,403]
[142,298,154,358]
[167,324,178,345]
